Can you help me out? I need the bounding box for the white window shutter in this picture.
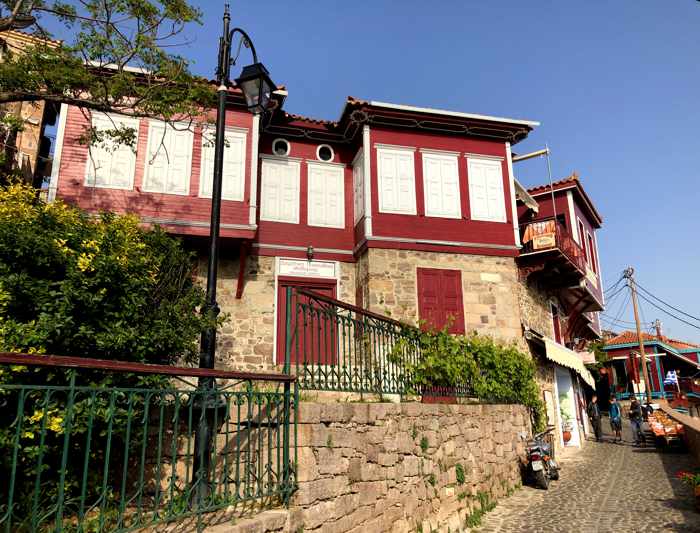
[307,163,344,228]
[468,160,489,220]
[377,147,416,214]
[441,158,460,218]
[353,153,364,223]
[166,128,193,194]
[378,151,397,212]
[485,163,506,222]
[260,159,299,223]
[222,133,245,201]
[85,113,137,189]
[422,153,460,218]
[199,129,215,198]
[396,152,415,213]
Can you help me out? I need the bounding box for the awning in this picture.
[543,338,595,387]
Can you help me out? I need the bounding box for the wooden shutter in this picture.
[166,128,193,194]
[417,268,465,334]
[423,152,460,218]
[144,121,192,194]
[378,147,416,214]
[396,151,416,214]
[261,158,299,223]
[378,149,397,212]
[440,269,465,334]
[468,158,505,222]
[353,152,364,223]
[85,113,137,189]
[308,163,344,228]
[200,127,246,201]
[468,159,489,220]
[485,162,506,222]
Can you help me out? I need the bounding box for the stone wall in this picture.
[360,249,522,342]
[292,401,530,533]
[517,278,554,340]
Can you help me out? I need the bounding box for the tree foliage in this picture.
[0,0,215,138]
[0,183,215,363]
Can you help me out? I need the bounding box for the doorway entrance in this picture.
[275,276,337,365]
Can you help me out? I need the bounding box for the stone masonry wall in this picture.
[196,254,356,373]
[360,249,522,342]
[293,402,530,533]
[517,278,555,340]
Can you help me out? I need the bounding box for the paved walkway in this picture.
[478,418,700,533]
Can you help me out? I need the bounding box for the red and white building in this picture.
[47,84,605,427]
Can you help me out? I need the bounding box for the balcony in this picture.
[518,218,603,317]
[518,219,586,285]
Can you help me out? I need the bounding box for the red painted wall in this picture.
[55,105,256,239]
[367,128,517,256]
[254,135,357,262]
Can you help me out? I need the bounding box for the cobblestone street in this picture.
[478,418,700,532]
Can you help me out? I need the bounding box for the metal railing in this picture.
[0,353,297,533]
[520,218,587,274]
[284,287,474,398]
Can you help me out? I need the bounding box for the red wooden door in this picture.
[276,277,337,365]
[416,268,465,334]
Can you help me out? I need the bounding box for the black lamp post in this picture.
[194,4,275,502]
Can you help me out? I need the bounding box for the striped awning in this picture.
[544,338,595,387]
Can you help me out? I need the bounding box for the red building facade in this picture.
[48,88,603,378]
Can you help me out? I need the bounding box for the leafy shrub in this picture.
[392,325,545,430]
[0,185,221,529]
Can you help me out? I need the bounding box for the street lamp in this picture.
[194,4,276,502]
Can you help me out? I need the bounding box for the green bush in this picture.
[0,184,221,529]
[392,325,545,430]
[0,184,216,363]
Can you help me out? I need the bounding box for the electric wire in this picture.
[603,274,625,295]
[635,282,700,325]
[636,292,700,332]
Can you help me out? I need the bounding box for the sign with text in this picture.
[278,258,336,279]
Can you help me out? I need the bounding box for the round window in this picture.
[272,138,290,157]
[317,144,334,162]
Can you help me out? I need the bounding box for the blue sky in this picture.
[48,1,700,341]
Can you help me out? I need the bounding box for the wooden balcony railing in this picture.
[520,219,587,274]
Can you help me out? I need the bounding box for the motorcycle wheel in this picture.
[534,469,549,490]
[550,468,559,481]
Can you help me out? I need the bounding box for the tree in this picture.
[0,183,217,363]
[0,1,215,155]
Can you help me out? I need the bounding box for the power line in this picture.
[636,292,700,332]
[604,274,625,295]
[605,283,628,302]
[635,282,700,325]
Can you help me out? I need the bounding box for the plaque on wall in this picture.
[278,258,337,279]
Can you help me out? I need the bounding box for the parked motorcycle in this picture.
[526,426,559,489]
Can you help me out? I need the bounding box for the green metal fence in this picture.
[0,353,297,533]
[284,287,474,398]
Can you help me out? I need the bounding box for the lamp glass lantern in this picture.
[235,62,275,114]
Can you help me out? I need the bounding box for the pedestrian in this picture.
[587,394,602,442]
[609,395,622,443]
[629,396,645,446]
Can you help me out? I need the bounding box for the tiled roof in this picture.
[527,173,579,195]
[283,112,337,126]
[604,330,700,351]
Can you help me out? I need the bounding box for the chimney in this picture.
[654,319,663,338]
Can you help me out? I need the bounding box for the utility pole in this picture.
[624,267,653,403]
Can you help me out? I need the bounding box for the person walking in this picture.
[609,395,622,443]
[629,396,645,446]
[587,394,602,442]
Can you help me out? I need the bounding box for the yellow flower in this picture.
[22,431,35,440]
[77,252,95,272]
[47,415,64,433]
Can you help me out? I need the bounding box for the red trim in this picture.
[235,241,249,299]
[364,239,517,257]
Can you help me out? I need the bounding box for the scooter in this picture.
[526,426,559,490]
